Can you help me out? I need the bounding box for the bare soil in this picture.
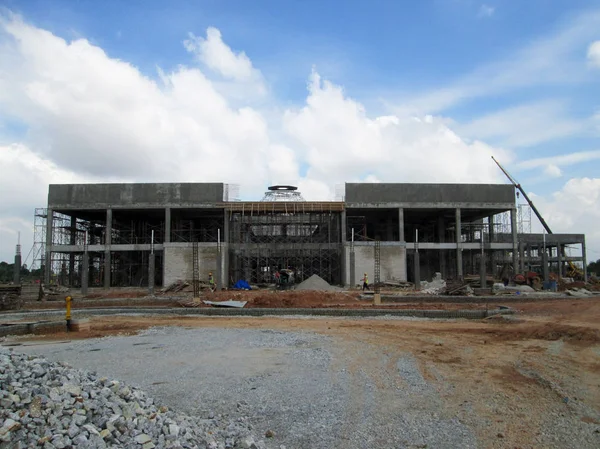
[11,296,600,448]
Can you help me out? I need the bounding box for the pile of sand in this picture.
[295,274,341,292]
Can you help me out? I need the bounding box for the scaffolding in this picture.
[229,207,343,285]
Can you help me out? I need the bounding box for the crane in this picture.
[491,156,585,280]
[491,156,553,235]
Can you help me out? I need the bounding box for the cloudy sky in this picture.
[0,0,599,265]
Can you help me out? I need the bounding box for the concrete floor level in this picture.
[39,182,587,289]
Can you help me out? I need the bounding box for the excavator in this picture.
[491,156,585,282]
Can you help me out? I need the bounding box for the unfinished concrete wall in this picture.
[345,183,515,204]
[49,183,224,208]
[163,244,218,285]
[345,244,407,286]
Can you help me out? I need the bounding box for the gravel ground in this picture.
[10,326,477,449]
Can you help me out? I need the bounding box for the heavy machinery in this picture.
[491,156,585,282]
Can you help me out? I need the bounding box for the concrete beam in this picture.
[346,202,515,210]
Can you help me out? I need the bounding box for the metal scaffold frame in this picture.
[229,208,343,285]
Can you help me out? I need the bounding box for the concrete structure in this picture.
[43,182,587,289]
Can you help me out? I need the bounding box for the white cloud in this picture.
[533,178,600,258]
[0,14,596,264]
[478,5,495,18]
[396,9,600,113]
[543,164,562,178]
[457,100,583,147]
[282,70,511,188]
[518,150,600,170]
[587,40,600,68]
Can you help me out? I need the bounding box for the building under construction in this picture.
[39,182,588,289]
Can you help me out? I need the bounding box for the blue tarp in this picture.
[233,280,251,290]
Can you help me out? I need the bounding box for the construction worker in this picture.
[208,272,215,292]
[361,272,370,291]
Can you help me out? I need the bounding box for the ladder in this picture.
[192,240,200,298]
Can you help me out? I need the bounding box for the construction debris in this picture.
[420,273,447,295]
[566,288,595,297]
[203,300,248,308]
[162,280,190,293]
[295,274,341,292]
[0,284,23,310]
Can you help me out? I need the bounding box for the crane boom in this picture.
[491,156,553,235]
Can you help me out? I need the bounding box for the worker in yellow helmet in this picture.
[361,272,370,291]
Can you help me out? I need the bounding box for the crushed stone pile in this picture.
[294,274,341,292]
[419,272,447,295]
[0,348,265,449]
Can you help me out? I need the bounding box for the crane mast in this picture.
[491,156,553,235]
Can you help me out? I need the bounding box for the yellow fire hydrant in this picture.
[65,296,72,331]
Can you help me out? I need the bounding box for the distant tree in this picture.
[588,259,600,276]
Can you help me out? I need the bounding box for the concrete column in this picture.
[455,208,463,280]
[217,249,223,291]
[81,251,89,295]
[104,209,112,289]
[69,216,76,287]
[526,245,532,271]
[488,215,495,278]
[582,240,588,282]
[44,209,53,284]
[437,216,446,277]
[479,239,486,288]
[148,252,155,295]
[340,211,347,286]
[542,248,549,283]
[557,243,563,278]
[349,251,356,287]
[510,208,518,277]
[165,207,171,243]
[518,241,525,274]
[414,233,420,289]
[398,208,405,242]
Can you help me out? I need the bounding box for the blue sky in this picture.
[0,0,599,263]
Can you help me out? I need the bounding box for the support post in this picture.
[480,228,486,289]
[455,208,463,280]
[582,240,588,283]
[69,216,76,287]
[223,210,230,289]
[510,208,518,279]
[44,209,53,284]
[557,243,563,278]
[437,216,446,277]
[398,208,405,242]
[164,207,171,243]
[81,231,89,296]
[542,232,549,283]
[349,228,356,287]
[217,228,223,291]
[104,209,112,289]
[341,210,347,286]
[518,241,525,274]
[414,229,420,290]
[148,230,155,295]
[488,215,495,278]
